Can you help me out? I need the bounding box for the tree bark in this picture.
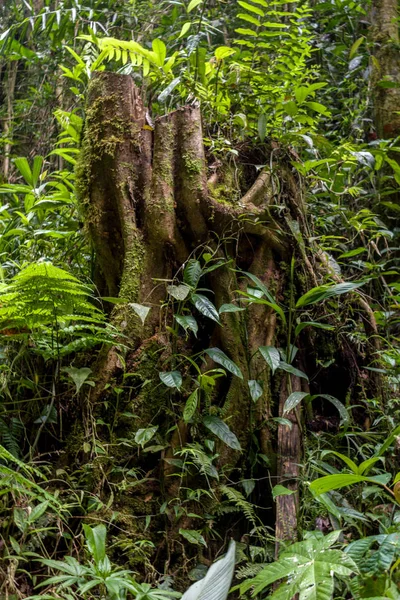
[74,72,379,577]
[371,0,400,139]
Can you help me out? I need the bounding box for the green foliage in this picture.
[0,261,118,357]
[239,531,358,600]
[29,524,181,600]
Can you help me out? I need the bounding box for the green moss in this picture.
[183,152,203,175]
[207,164,242,205]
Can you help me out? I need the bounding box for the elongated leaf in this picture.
[283,391,309,414]
[279,362,309,381]
[158,77,181,102]
[358,456,383,475]
[14,157,33,186]
[258,114,267,142]
[310,474,379,496]
[182,540,236,600]
[248,380,263,402]
[83,524,106,564]
[187,0,202,11]
[317,394,350,428]
[259,346,280,374]
[32,156,44,187]
[203,416,241,450]
[159,371,182,389]
[294,321,334,337]
[180,528,207,547]
[184,259,202,287]
[152,39,166,65]
[243,271,275,303]
[192,294,220,323]
[205,347,243,379]
[296,282,365,308]
[321,450,359,474]
[183,389,198,422]
[219,303,245,314]
[349,36,365,59]
[238,0,264,16]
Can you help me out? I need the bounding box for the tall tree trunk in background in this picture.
[371,0,400,139]
[2,60,17,181]
[75,72,380,579]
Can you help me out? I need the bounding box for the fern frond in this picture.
[220,484,257,526]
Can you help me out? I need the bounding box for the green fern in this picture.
[220,484,257,527]
[0,417,23,458]
[0,262,119,358]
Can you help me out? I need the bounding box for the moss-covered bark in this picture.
[74,72,382,579]
[371,0,400,139]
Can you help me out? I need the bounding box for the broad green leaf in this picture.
[152,39,166,66]
[167,284,191,300]
[179,22,191,38]
[83,524,107,564]
[284,101,298,116]
[283,391,309,414]
[259,346,280,374]
[159,371,182,389]
[296,282,365,308]
[129,302,151,324]
[179,529,207,546]
[304,101,329,114]
[181,540,236,600]
[203,415,241,450]
[183,389,198,422]
[238,1,264,16]
[238,12,260,25]
[205,347,243,379]
[63,366,92,394]
[310,474,379,496]
[272,485,295,500]
[248,380,263,402]
[215,46,235,60]
[192,294,220,323]
[134,426,158,447]
[278,362,309,382]
[175,314,198,337]
[28,500,49,524]
[187,0,202,11]
[242,479,255,496]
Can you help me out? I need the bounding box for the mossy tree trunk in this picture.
[75,72,380,579]
[371,0,400,140]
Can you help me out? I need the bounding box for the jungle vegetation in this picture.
[0,0,400,599]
